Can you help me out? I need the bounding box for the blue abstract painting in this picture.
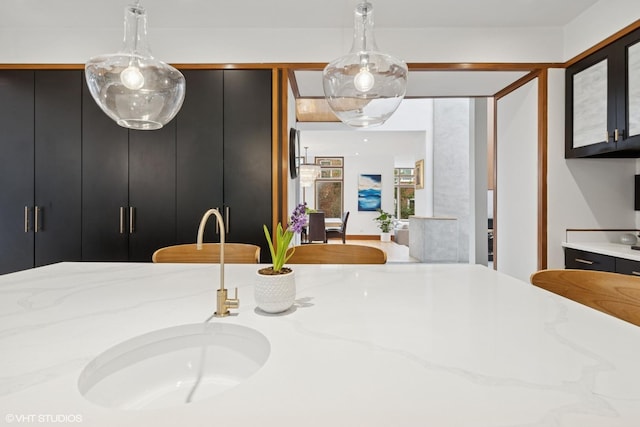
[358,174,381,211]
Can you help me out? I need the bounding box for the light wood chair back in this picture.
[152,243,260,264]
[287,244,386,264]
[530,269,640,326]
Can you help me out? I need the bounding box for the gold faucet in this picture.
[196,208,239,317]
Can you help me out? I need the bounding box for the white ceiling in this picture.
[0,0,600,30]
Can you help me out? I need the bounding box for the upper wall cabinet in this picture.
[566,28,640,158]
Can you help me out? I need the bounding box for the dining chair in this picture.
[287,243,386,264]
[307,212,327,243]
[530,269,640,326]
[325,211,350,244]
[152,243,260,264]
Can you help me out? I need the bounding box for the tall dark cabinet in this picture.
[175,70,224,244]
[0,71,35,274]
[223,70,272,260]
[81,68,272,263]
[81,91,178,262]
[1,68,273,272]
[176,69,273,261]
[0,71,82,275]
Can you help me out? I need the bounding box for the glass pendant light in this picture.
[323,2,408,128]
[85,2,186,130]
[299,147,321,188]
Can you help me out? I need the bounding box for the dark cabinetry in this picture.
[1,68,272,273]
[566,28,640,158]
[175,70,272,260]
[222,70,272,259]
[83,69,272,263]
[564,247,615,271]
[83,69,272,262]
[564,247,640,276]
[0,71,82,275]
[81,91,178,262]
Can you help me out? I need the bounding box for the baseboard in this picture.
[342,235,387,241]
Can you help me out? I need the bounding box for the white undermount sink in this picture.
[78,323,270,410]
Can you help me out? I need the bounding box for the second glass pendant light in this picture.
[323,2,408,128]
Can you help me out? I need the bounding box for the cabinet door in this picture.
[81,77,130,261]
[0,71,35,274]
[128,123,177,262]
[565,47,615,158]
[176,70,224,244]
[34,71,82,267]
[223,70,272,261]
[615,30,640,148]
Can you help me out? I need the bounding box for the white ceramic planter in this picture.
[380,232,392,242]
[254,269,296,313]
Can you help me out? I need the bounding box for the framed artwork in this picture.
[315,157,343,167]
[318,167,343,180]
[415,159,425,189]
[315,180,343,218]
[358,174,381,211]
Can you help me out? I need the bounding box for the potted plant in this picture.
[256,203,307,313]
[373,208,394,242]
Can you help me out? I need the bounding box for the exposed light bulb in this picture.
[120,65,145,90]
[354,68,375,92]
[85,3,185,130]
[322,2,407,127]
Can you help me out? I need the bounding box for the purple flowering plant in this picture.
[263,203,308,273]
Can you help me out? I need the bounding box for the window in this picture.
[394,168,415,219]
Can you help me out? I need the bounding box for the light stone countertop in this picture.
[1,262,640,426]
[562,241,640,261]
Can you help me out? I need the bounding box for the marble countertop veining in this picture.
[1,262,640,426]
[562,241,640,261]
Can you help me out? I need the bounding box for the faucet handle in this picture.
[227,288,240,309]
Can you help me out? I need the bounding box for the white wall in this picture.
[546,69,637,269]
[0,26,568,64]
[413,101,433,218]
[564,0,640,59]
[302,153,395,236]
[496,80,539,282]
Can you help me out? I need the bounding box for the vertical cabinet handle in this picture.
[34,206,40,232]
[120,207,126,234]
[24,206,30,232]
[614,128,619,142]
[225,206,230,234]
[129,207,135,234]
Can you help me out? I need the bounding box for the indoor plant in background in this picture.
[373,208,394,242]
[256,203,307,313]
